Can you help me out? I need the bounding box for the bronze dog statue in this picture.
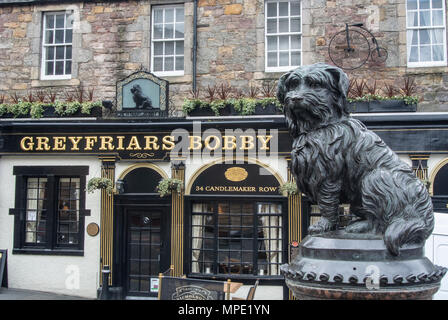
[277,63,434,256]
[130,84,153,109]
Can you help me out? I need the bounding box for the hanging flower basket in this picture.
[279,181,298,196]
[87,177,114,195]
[156,178,184,197]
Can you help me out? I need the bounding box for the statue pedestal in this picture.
[281,231,447,300]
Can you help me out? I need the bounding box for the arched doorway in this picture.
[113,164,171,299]
[430,159,448,213]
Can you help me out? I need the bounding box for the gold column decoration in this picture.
[99,156,116,286]
[171,162,185,277]
[410,154,430,186]
[287,158,302,300]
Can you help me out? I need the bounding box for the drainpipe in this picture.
[193,0,198,92]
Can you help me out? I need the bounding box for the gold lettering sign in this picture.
[17,135,273,153]
[224,167,248,182]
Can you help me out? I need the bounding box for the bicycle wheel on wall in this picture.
[370,47,388,63]
[328,29,370,70]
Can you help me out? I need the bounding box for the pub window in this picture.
[11,166,89,255]
[151,5,185,76]
[41,11,74,80]
[190,201,284,277]
[265,0,302,72]
[406,0,447,67]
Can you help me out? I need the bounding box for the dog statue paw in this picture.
[345,219,375,233]
[278,63,434,256]
[308,217,337,235]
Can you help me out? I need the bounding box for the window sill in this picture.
[152,73,192,84]
[405,64,448,74]
[31,78,80,88]
[265,67,298,73]
[13,248,84,256]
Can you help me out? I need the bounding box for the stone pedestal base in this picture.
[281,231,447,300]
[286,279,440,300]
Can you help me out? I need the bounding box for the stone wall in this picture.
[0,0,447,112]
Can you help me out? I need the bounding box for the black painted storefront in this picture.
[2,113,448,299]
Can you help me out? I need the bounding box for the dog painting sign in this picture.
[116,71,169,116]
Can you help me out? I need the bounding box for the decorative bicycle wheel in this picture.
[370,47,388,63]
[328,29,370,70]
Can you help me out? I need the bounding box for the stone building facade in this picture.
[0,0,448,301]
[0,0,447,111]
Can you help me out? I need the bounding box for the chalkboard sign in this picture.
[158,276,240,300]
[0,250,7,289]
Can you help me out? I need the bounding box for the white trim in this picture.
[265,66,296,73]
[405,0,447,67]
[40,11,73,81]
[407,60,447,68]
[153,70,185,77]
[264,0,302,71]
[150,4,185,74]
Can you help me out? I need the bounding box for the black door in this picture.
[125,208,168,297]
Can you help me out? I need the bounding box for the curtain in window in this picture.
[191,214,204,273]
[259,204,282,275]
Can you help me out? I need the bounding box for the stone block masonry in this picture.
[0,0,447,113]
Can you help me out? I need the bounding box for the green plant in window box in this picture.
[156,178,184,197]
[87,177,114,195]
[7,100,31,118]
[233,98,257,115]
[258,97,283,112]
[30,103,45,119]
[279,181,298,196]
[182,98,204,115]
[0,104,8,117]
[210,100,227,116]
[421,179,431,191]
[81,101,102,114]
[53,101,66,115]
[64,101,82,115]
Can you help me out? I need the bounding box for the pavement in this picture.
[0,287,92,300]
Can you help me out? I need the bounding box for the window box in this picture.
[347,101,370,113]
[255,102,283,115]
[187,105,215,117]
[217,103,239,116]
[0,102,103,119]
[368,99,417,112]
[183,98,283,117]
[347,99,417,113]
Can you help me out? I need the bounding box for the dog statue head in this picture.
[130,84,142,95]
[277,63,350,136]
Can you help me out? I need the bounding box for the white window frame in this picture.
[406,0,447,68]
[40,11,73,80]
[151,4,185,77]
[265,0,302,73]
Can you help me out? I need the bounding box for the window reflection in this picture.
[191,201,283,276]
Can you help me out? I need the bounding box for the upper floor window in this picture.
[406,0,447,67]
[265,0,302,72]
[41,11,73,80]
[151,5,185,76]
